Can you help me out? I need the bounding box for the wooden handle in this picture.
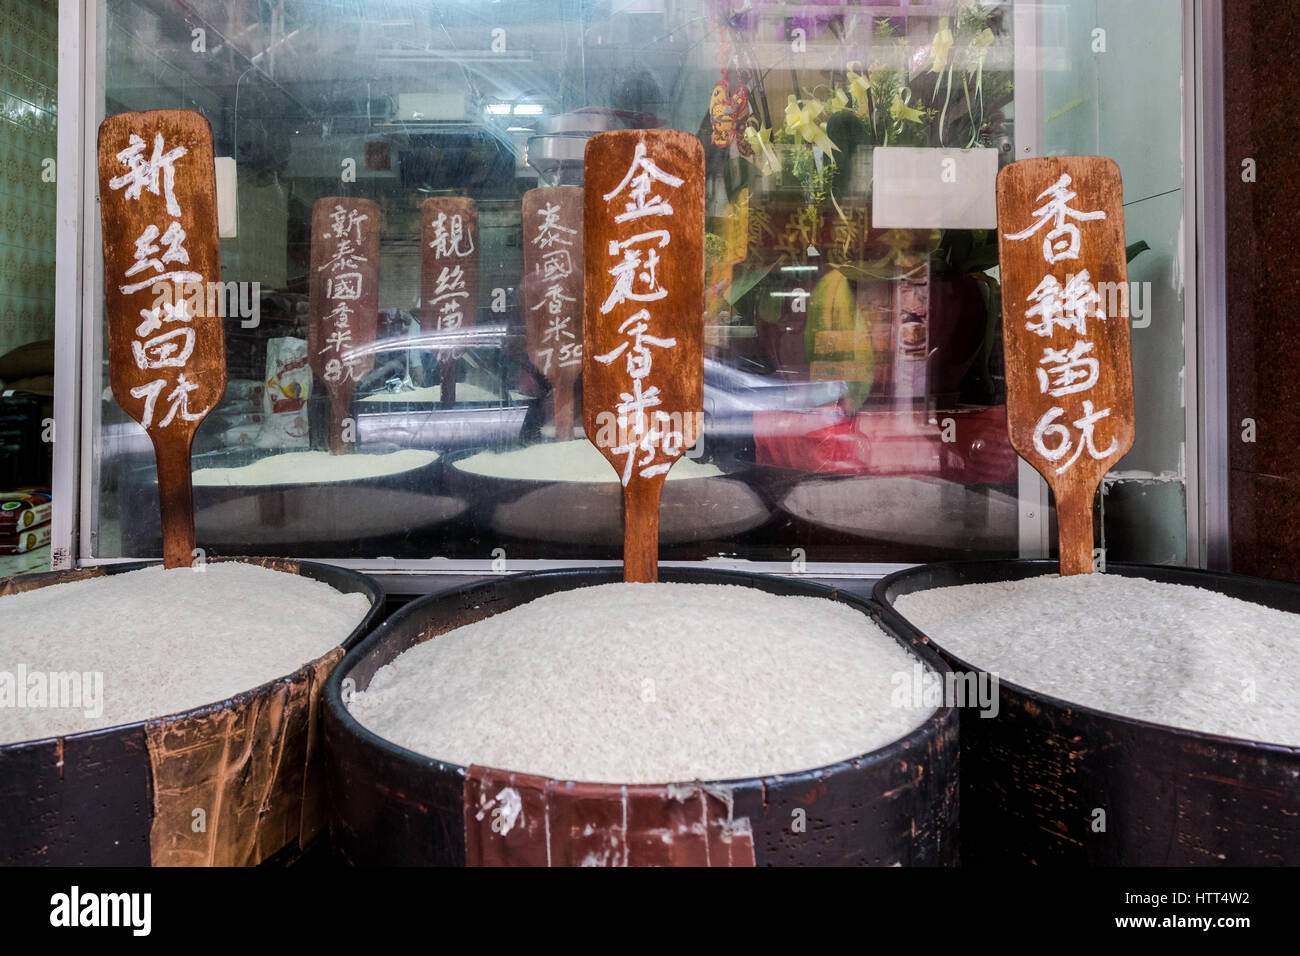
[1055,486,1095,576]
[438,359,457,407]
[327,387,354,455]
[623,479,664,583]
[154,433,196,568]
[553,383,575,441]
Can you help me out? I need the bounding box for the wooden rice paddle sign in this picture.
[523,186,583,440]
[583,130,705,583]
[421,197,479,406]
[308,197,380,453]
[996,156,1135,575]
[98,110,225,569]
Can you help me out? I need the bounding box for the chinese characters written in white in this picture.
[1004,172,1117,474]
[317,203,370,385]
[593,142,687,484]
[109,130,207,428]
[530,202,580,375]
[428,211,474,332]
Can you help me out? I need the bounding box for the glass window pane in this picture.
[89,0,1186,568]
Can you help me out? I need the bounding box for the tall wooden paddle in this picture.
[98,110,225,569]
[308,197,380,453]
[421,197,479,407]
[522,186,583,439]
[583,130,705,582]
[996,156,1135,575]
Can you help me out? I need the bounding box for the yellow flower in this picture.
[969,27,995,64]
[847,70,873,119]
[783,94,835,152]
[743,123,781,175]
[931,17,954,73]
[847,69,870,102]
[825,87,850,114]
[889,93,923,124]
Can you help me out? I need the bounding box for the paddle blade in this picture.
[98,109,225,439]
[308,197,381,453]
[98,109,225,568]
[582,129,705,482]
[996,155,1135,574]
[582,129,705,581]
[523,186,584,438]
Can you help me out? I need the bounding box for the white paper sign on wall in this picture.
[871,146,999,230]
[215,156,237,238]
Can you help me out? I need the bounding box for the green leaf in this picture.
[837,260,912,282]
[726,262,777,305]
[1125,240,1150,263]
[962,242,1001,274]
[722,158,752,202]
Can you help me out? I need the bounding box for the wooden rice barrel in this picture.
[875,559,1300,865]
[0,557,383,866]
[323,567,958,867]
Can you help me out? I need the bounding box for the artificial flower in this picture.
[743,123,782,175]
[824,87,850,114]
[930,17,954,73]
[968,27,995,68]
[847,68,871,106]
[889,92,924,124]
[784,94,836,152]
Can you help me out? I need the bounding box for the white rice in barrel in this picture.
[192,449,438,486]
[0,563,371,743]
[348,583,935,783]
[894,574,1300,746]
[452,439,722,483]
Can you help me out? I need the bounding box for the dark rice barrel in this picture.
[0,557,383,866]
[324,567,959,867]
[875,559,1300,866]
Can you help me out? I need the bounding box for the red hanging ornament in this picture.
[709,11,751,152]
[710,77,751,149]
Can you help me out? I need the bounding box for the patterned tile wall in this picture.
[0,0,56,362]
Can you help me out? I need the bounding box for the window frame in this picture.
[49,0,1213,588]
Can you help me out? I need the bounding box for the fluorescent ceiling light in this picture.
[486,103,545,117]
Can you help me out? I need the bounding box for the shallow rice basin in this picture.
[0,558,382,865]
[178,449,462,554]
[324,567,959,867]
[190,448,440,487]
[875,560,1300,865]
[447,439,770,547]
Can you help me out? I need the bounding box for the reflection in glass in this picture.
[88,1,1182,566]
